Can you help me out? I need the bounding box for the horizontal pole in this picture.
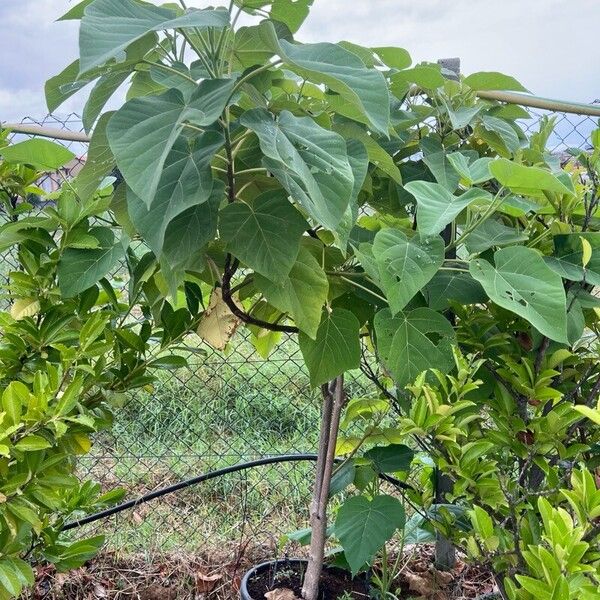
[2,90,599,146]
[1,122,90,143]
[476,90,600,117]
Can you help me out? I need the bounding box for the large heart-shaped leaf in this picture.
[79,0,229,73]
[107,80,233,205]
[82,70,129,132]
[127,131,223,255]
[241,108,354,231]
[299,308,360,387]
[469,246,568,342]
[489,158,574,198]
[335,494,405,574]
[404,181,491,235]
[374,307,455,387]
[220,190,308,281]
[255,247,328,339]
[278,40,390,136]
[372,229,444,314]
[58,228,125,297]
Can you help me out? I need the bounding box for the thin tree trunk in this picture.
[302,376,345,600]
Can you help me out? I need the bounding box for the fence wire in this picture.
[4,106,598,557]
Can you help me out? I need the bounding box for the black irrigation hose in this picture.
[64,453,413,532]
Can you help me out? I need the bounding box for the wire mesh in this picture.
[3,105,598,557]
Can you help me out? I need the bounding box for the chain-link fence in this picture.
[4,105,599,560]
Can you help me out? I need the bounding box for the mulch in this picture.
[21,544,497,600]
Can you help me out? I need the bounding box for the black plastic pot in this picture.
[240,558,369,600]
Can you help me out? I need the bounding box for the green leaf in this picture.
[447,153,493,185]
[2,382,28,425]
[15,435,52,451]
[57,228,125,297]
[489,158,574,198]
[463,71,529,92]
[159,180,223,283]
[148,355,188,370]
[390,65,444,90]
[372,229,444,314]
[469,246,568,342]
[127,131,223,255]
[270,0,314,32]
[465,218,529,254]
[481,115,520,155]
[107,80,233,206]
[59,0,95,20]
[364,444,414,473]
[333,122,401,183]
[220,190,308,281]
[299,309,360,387]
[45,60,91,113]
[545,232,600,287]
[241,108,354,231]
[255,247,328,339]
[0,560,22,597]
[335,494,405,574]
[82,70,129,133]
[278,40,390,136]
[372,47,411,70]
[423,271,486,311]
[374,307,455,387]
[232,21,280,69]
[404,181,491,235]
[79,0,229,73]
[1,139,75,171]
[73,112,115,202]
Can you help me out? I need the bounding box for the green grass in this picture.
[79,334,373,555]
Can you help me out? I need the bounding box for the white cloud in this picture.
[0,0,598,124]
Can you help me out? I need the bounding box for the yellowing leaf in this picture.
[574,404,600,425]
[580,236,593,268]
[72,433,92,454]
[10,298,40,321]
[196,288,242,351]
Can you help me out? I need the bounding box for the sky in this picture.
[1,0,599,123]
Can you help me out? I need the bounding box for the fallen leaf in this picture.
[404,570,449,600]
[132,511,144,525]
[197,288,242,350]
[195,571,223,593]
[264,588,301,600]
[93,583,108,598]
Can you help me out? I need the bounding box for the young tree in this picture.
[0,0,593,598]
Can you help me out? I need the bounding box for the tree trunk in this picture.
[302,376,345,600]
[434,469,456,571]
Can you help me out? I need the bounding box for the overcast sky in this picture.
[1,0,599,122]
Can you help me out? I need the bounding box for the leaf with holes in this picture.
[372,229,444,314]
[241,108,354,231]
[299,308,360,387]
[335,494,405,574]
[374,307,455,387]
[220,190,308,281]
[469,246,568,342]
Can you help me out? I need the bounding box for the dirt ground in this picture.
[22,544,497,600]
